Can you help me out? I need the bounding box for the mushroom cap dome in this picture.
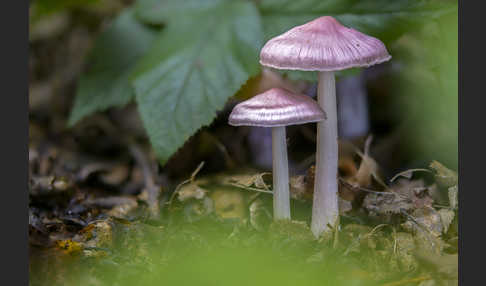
[229,88,326,127]
[260,16,391,71]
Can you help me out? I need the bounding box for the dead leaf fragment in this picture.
[429,161,458,188]
[177,181,208,202]
[363,179,433,215]
[353,135,387,188]
[438,209,455,234]
[402,207,443,237]
[447,186,458,209]
[355,153,377,188]
[226,173,271,190]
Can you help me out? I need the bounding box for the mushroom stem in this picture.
[312,70,339,237]
[272,126,291,220]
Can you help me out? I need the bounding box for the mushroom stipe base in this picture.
[272,126,291,220]
[311,71,339,237]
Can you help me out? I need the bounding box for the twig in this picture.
[390,168,432,183]
[369,223,388,236]
[228,183,274,194]
[167,161,205,206]
[339,177,396,196]
[433,204,453,209]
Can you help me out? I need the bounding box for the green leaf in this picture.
[131,0,263,164]
[68,0,456,165]
[68,9,157,126]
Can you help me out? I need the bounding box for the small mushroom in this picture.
[260,16,391,237]
[229,88,325,220]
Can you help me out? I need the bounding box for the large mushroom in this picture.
[260,16,391,237]
[229,88,326,220]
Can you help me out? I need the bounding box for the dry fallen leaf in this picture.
[363,179,433,215]
[177,181,208,202]
[225,173,271,189]
[447,185,458,210]
[429,161,458,188]
[402,207,443,237]
[339,136,388,204]
[353,136,387,188]
[438,209,455,234]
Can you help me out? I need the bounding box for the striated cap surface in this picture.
[228,88,326,127]
[260,16,391,71]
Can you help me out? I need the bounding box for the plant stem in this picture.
[129,143,160,217]
[311,70,339,237]
[272,126,290,220]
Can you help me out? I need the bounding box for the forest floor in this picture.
[29,109,458,285]
[29,2,458,285]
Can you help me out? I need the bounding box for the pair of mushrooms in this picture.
[229,16,391,238]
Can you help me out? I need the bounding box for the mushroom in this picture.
[260,16,391,237]
[229,88,326,220]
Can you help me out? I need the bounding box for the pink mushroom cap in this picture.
[260,16,391,71]
[229,88,326,127]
